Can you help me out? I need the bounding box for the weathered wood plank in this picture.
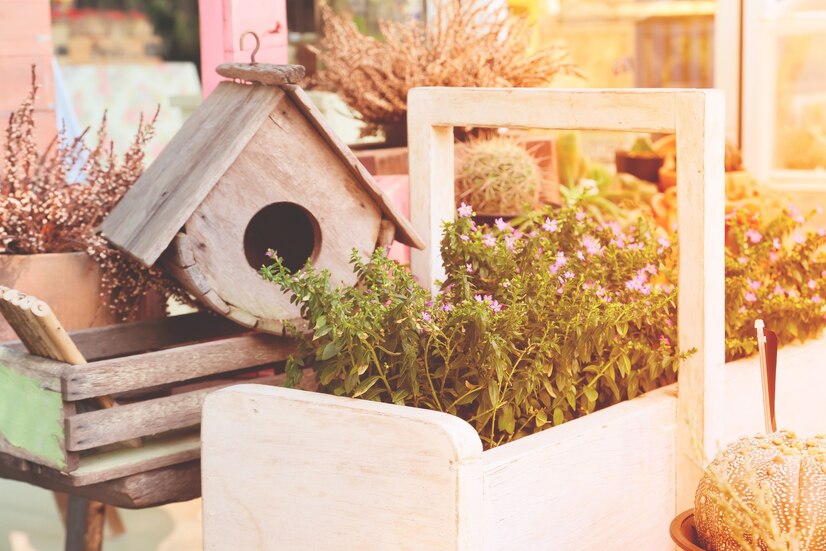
[101,82,282,265]
[69,432,201,487]
[66,312,246,362]
[215,62,304,85]
[0,345,66,389]
[202,384,483,550]
[65,375,282,451]
[0,452,201,508]
[64,334,297,400]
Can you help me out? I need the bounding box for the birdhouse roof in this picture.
[101,79,424,266]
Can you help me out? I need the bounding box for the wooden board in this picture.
[0,452,201,508]
[65,375,283,451]
[65,311,246,362]
[101,82,283,265]
[63,333,296,401]
[482,385,676,550]
[202,384,484,550]
[183,91,383,327]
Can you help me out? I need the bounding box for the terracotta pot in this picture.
[615,150,665,184]
[670,510,706,550]
[0,252,115,342]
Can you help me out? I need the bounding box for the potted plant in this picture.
[0,70,185,340]
[454,137,545,225]
[615,136,666,185]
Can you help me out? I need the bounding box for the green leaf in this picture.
[352,376,380,398]
[536,410,548,427]
[553,408,564,426]
[584,387,598,402]
[321,342,339,361]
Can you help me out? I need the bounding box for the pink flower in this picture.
[659,335,671,347]
[482,233,496,247]
[748,278,761,290]
[625,269,652,295]
[665,318,673,326]
[466,263,473,273]
[774,284,784,296]
[789,289,799,298]
[457,202,473,218]
[502,281,511,288]
[745,229,762,244]
[489,299,503,313]
[577,251,585,261]
[576,210,586,221]
[788,205,805,224]
[556,287,564,295]
[495,218,512,232]
[794,233,805,244]
[459,235,470,242]
[819,228,826,237]
[745,292,757,303]
[773,238,781,250]
[657,236,671,248]
[769,252,778,263]
[474,294,483,302]
[581,235,602,256]
[265,248,277,259]
[814,295,824,304]
[738,256,748,265]
[421,312,432,322]
[470,221,477,232]
[504,235,517,251]
[809,279,818,290]
[564,270,574,280]
[442,303,454,312]
[555,251,567,267]
[542,217,558,232]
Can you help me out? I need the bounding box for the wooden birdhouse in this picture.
[101,59,424,334]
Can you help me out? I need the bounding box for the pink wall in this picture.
[199,0,288,97]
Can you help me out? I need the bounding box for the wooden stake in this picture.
[755,319,778,433]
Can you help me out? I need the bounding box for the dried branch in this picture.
[313,0,576,132]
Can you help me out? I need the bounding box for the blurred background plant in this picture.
[311,0,576,136]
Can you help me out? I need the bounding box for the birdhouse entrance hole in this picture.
[244,202,320,272]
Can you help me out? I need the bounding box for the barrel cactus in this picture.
[455,137,542,215]
[695,430,826,550]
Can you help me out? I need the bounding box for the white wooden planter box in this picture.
[200,88,826,549]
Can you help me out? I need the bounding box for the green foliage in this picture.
[263,203,688,448]
[724,206,826,361]
[628,136,656,155]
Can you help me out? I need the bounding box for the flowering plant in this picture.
[263,203,688,448]
[0,69,187,319]
[725,205,826,361]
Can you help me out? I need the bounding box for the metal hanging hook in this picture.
[239,31,260,64]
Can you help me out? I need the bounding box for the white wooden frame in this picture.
[408,87,726,509]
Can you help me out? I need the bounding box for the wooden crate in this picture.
[0,311,302,506]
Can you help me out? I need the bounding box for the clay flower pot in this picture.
[0,252,115,341]
[670,510,706,550]
[615,150,665,184]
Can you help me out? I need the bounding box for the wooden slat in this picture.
[282,85,424,249]
[65,312,246,362]
[69,432,201,487]
[63,334,297,400]
[0,452,201,508]
[66,375,282,451]
[675,91,726,511]
[408,87,679,132]
[101,82,283,265]
[215,62,304,85]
